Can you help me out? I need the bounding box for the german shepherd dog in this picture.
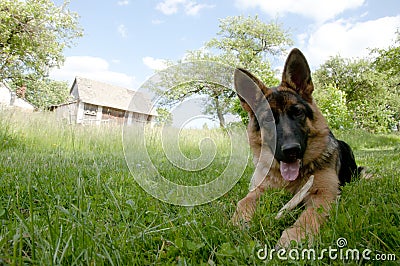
[232,48,363,247]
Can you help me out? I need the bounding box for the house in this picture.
[0,82,35,111]
[49,77,157,125]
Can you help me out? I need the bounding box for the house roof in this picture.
[47,100,78,111]
[71,77,157,116]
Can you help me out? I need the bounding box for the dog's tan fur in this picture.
[231,49,346,247]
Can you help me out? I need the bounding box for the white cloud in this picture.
[117,24,128,38]
[301,16,400,68]
[297,33,308,47]
[156,0,186,15]
[49,56,136,88]
[184,2,215,16]
[235,0,365,23]
[117,0,129,6]
[156,0,215,16]
[142,56,169,70]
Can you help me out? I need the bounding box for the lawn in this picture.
[0,110,399,265]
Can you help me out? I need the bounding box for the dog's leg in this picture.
[277,170,339,247]
[231,180,269,226]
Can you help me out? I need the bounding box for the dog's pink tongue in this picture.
[280,161,300,181]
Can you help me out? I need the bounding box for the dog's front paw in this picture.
[231,197,256,227]
[277,227,302,248]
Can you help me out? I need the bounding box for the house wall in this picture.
[53,102,156,126]
[127,112,133,125]
[0,84,34,111]
[147,114,156,128]
[82,102,98,124]
[51,100,157,126]
[13,98,35,111]
[128,111,156,127]
[78,102,106,125]
[54,103,77,124]
[101,106,155,125]
[0,85,11,106]
[96,106,102,125]
[70,83,79,99]
[101,106,126,125]
[76,101,85,124]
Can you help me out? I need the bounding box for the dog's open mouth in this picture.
[280,159,301,181]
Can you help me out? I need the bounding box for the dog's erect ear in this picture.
[281,48,314,102]
[234,68,266,114]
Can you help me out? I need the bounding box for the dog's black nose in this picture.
[281,143,301,159]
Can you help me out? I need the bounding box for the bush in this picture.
[314,84,352,130]
[351,100,396,133]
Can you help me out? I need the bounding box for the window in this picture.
[84,103,97,116]
[102,107,125,118]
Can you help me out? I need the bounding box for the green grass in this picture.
[0,110,399,265]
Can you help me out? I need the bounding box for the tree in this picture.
[182,51,237,128]
[9,76,71,109]
[372,31,400,124]
[313,54,399,132]
[206,16,292,70]
[147,52,235,128]
[155,107,173,126]
[205,16,292,125]
[313,56,374,104]
[151,16,292,128]
[0,0,82,107]
[373,31,400,76]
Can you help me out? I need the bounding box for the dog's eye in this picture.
[291,106,304,118]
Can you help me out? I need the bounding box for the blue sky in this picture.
[50,0,400,90]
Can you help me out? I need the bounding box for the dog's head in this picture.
[234,48,315,182]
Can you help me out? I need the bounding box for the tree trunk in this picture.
[214,96,226,128]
